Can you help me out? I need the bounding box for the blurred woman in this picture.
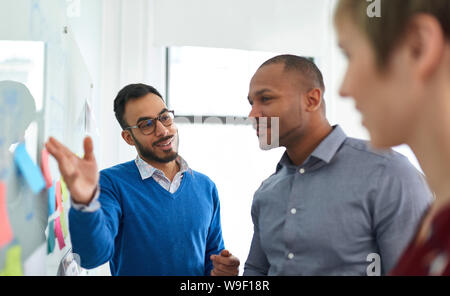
[334,0,450,275]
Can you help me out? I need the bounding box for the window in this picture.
[167,46,281,117]
[167,46,288,273]
[0,40,45,163]
[0,40,45,111]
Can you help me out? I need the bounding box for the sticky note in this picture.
[55,180,62,212]
[13,143,45,194]
[59,208,69,238]
[0,182,13,248]
[0,245,23,276]
[60,178,69,203]
[54,216,66,250]
[40,148,53,189]
[47,220,55,254]
[48,182,55,216]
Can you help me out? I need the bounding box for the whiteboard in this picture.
[0,0,94,275]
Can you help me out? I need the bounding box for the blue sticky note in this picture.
[48,182,55,216]
[13,143,45,194]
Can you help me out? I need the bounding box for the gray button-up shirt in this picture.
[244,125,432,276]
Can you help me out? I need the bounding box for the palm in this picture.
[46,136,99,204]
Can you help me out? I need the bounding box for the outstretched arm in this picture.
[45,136,98,205]
[46,136,120,269]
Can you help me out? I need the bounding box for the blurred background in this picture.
[0,0,421,275]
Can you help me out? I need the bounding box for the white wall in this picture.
[154,0,327,57]
[99,0,166,169]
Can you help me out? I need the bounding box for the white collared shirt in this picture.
[134,155,190,193]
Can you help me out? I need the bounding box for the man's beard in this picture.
[132,133,179,164]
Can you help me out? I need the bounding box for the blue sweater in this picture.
[68,160,225,275]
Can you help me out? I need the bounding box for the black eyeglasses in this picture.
[126,110,175,135]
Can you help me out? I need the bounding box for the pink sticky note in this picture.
[40,148,53,189]
[54,216,66,250]
[55,180,62,212]
[0,182,13,248]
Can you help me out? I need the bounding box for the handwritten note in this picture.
[0,245,23,276]
[54,216,66,250]
[47,219,55,254]
[0,182,13,248]
[13,143,45,194]
[40,148,53,189]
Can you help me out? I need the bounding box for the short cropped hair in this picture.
[114,83,163,129]
[259,54,325,97]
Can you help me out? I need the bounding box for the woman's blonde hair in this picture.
[334,0,450,68]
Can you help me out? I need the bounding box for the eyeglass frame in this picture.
[125,109,175,135]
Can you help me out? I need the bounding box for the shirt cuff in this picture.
[70,185,101,213]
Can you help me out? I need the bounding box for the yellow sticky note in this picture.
[60,178,69,204]
[60,209,69,239]
[0,245,23,276]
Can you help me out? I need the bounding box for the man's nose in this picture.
[248,105,262,118]
[249,106,264,130]
[154,120,169,137]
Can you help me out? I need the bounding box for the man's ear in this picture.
[405,14,445,81]
[121,130,135,146]
[304,88,323,112]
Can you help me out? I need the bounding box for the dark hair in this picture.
[114,83,163,129]
[259,54,325,96]
[334,0,450,68]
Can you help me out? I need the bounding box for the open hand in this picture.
[45,136,99,205]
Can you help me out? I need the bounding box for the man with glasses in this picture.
[45,83,240,276]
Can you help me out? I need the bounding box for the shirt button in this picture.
[290,208,297,214]
[288,253,295,260]
[299,168,305,174]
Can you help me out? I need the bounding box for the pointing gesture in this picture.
[45,136,99,205]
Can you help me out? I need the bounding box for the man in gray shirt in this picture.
[244,55,432,276]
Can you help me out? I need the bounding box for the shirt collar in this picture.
[278,125,347,169]
[135,155,190,180]
[310,125,347,164]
